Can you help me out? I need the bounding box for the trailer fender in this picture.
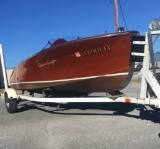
[4,88,18,99]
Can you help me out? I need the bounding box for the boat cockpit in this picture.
[41,36,81,52]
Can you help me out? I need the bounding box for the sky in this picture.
[0,0,160,68]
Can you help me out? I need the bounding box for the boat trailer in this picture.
[1,25,160,113]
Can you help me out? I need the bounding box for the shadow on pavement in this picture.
[16,100,160,123]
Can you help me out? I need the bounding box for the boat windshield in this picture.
[41,36,81,51]
[19,36,82,64]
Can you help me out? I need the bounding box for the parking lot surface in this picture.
[0,75,160,149]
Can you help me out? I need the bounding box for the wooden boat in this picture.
[10,31,144,94]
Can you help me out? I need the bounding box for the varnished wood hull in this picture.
[10,31,139,93]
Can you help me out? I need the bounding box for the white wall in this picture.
[6,68,14,85]
[157,62,160,68]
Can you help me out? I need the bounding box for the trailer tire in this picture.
[5,92,17,113]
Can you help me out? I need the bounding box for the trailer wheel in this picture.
[5,92,17,113]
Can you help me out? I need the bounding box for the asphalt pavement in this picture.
[0,74,160,149]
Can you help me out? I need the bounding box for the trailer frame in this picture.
[1,30,160,113]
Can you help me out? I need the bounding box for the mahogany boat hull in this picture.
[10,31,140,93]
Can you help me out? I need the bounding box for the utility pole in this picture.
[113,0,119,32]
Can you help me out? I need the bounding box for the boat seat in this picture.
[51,38,67,47]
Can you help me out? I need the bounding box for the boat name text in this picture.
[38,59,56,68]
[74,44,111,57]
